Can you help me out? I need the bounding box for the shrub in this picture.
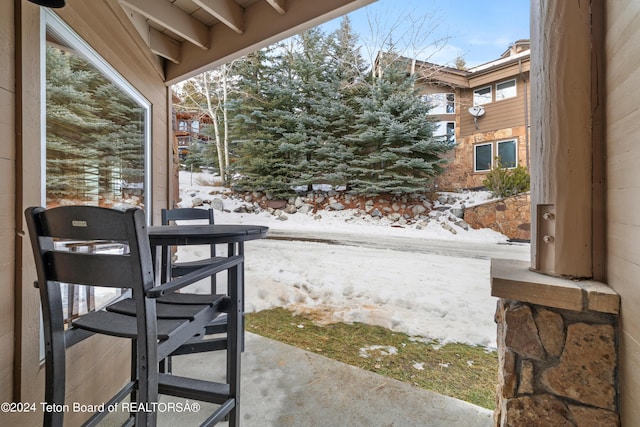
[483,158,530,198]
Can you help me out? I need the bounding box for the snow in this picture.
[175,171,530,349]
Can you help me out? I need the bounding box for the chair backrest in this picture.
[25,206,157,350]
[161,207,215,225]
[161,208,217,260]
[26,206,155,294]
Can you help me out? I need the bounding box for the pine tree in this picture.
[347,51,454,195]
[230,47,299,197]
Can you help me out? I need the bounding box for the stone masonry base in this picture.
[491,259,620,427]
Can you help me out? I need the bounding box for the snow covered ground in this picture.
[175,171,530,349]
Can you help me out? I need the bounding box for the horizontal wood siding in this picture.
[459,76,529,138]
[606,0,640,424]
[1,0,15,404]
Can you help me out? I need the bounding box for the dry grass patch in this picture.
[246,307,498,409]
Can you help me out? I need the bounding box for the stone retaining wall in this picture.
[464,193,531,241]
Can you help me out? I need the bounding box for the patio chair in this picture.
[25,206,242,427]
[160,207,222,294]
[159,208,231,373]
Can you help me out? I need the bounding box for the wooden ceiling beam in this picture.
[120,0,210,49]
[265,0,286,15]
[194,0,245,34]
[150,28,181,63]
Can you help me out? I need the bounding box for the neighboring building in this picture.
[174,111,213,159]
[412,40,531,190]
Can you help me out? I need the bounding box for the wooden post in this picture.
[530,0,602,279]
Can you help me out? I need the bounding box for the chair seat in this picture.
[108,296,225,319]
[72,310,190,341]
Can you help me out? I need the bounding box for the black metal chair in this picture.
[25,206,242,427]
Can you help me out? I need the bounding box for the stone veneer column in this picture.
[491,260,620,426]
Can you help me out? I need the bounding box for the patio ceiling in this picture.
[118,0,377,84]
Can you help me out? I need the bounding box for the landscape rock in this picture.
[298,204,313,215]
[211,198,224,211]
[454,220,469,231]
[441,222,457,234]
[451,208,465,218]
[328,202,345,211]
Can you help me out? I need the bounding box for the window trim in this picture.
[495,78,517,101]
[473,142,493,172]
[434,121,456,144]
[473,85,492,106]
[473,139,519,173]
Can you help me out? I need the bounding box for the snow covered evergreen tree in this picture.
[230,48,300,197]
[347,51,454,195]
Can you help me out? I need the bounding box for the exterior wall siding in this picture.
[606,0,640,424]
[0,0,15,405]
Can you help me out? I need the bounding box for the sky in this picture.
[176,171,530,349]
[321,0,531,68]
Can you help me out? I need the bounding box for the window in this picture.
[473,86,492,105]
[474,143,493,172]
[496,79,517,101]
[46,12,150,216]
[44,11,150,332]
[423,93,455,114]
[434,121,456,144]
[474,139,518,172]
[498,139,517,167]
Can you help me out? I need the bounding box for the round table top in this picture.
[147,224,269,245]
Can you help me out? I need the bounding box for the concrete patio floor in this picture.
[147,332,494,427]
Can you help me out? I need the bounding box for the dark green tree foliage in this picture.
[347,52,453,195]
[46,46,144,203]
[228,18,451,197]
[231,48,299,197]
[280,27,340,191]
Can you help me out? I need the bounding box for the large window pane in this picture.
[498,140,517,168]
[423,93,455,115]
[496,79,517,101]
[473,86,492,105]
[474,143,493,172]
[45,12,149,214]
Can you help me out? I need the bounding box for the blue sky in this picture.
[321,0,530,67]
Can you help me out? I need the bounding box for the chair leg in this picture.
[227,263,243,427]
[134,319,159,426]
[42,284,66,427]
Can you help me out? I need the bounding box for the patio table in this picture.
[147,223,269,283]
